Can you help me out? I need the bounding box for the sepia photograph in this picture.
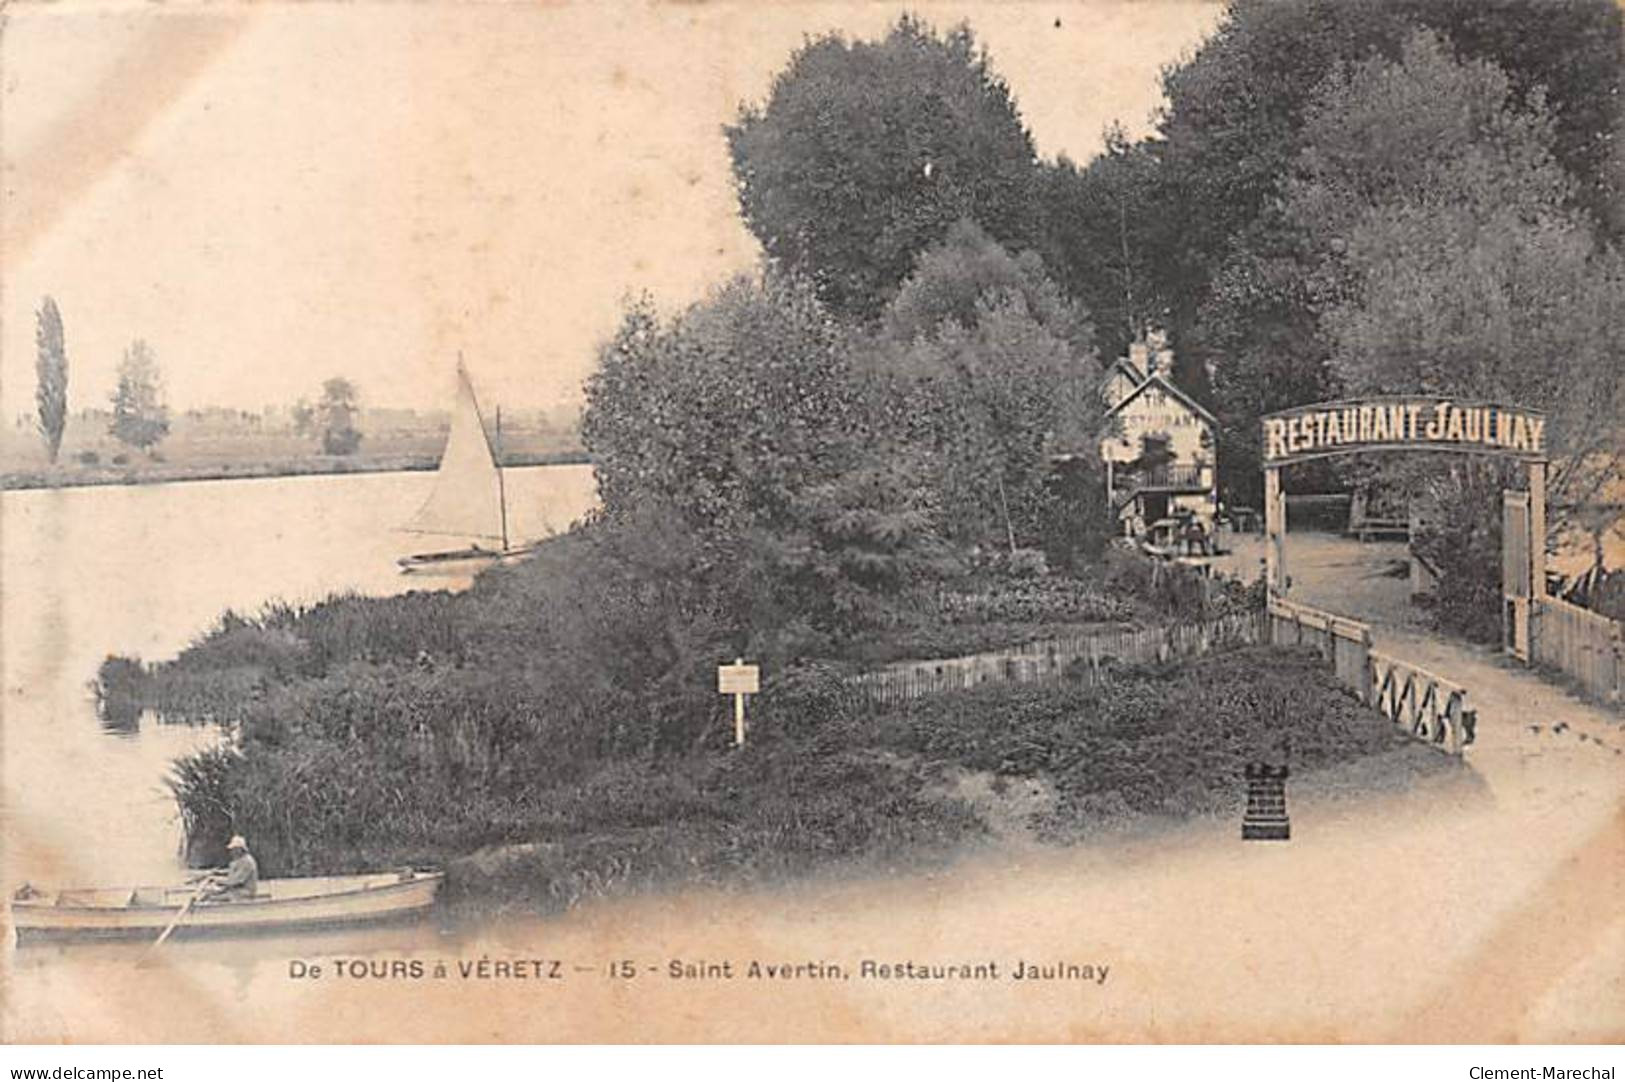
[1,0,1622,1050]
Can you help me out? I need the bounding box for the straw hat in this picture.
[226,835,248,852]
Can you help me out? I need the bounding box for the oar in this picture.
[138,881,209,966]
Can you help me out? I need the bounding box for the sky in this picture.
[1,1,1223,419]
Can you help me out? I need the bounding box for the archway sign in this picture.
[1260,397,1548,659]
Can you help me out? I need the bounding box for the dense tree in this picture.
[1278,31,1625,635]
[1139,0,1624,498]
[1201,220,1338,507]
[290,398,315,438]
[726,15,1040,323]
[1036,126,1166,366]
[1298,33,1624,502]
[314,378,362,456]
[582,274,947,634]
[863,226,1103,555]
[583,275,859,536]
[34,296,67,463]
[108,339,171,455]
[883,219,1093,355]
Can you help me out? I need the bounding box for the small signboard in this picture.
[718,660,760,748]
[717,664,760,695]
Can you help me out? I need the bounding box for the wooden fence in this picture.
[1532,596,1623,704]
[845,597,1479,755]
[1267,597,1473,754]
[847,610,1268,707]
[1367,649,1475,754]
[1267,597,1372,695]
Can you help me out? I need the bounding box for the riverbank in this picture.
[140,605,1464,923]
[0,448,590,491]
[106,512,1459,923]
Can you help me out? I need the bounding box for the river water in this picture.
[0,464,597,891]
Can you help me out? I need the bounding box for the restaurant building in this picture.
[1099,334,1219,536]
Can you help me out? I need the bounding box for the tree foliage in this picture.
[884,219,1094,355]
[582,274,951,634]
[1240,29,1625,636]
[862,224,1103,556]
[109,338,171,454]
[1132,1,1625,500]
[583,274,859,537]
[1299,32,1625,511]
[1036,127,1165,366]
[314,378,363,456]
[1154,0,1623,323]
[726,15,1040,323]
[34,296,67,463]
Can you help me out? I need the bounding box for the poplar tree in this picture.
[34,296,68,463]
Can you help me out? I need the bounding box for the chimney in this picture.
[1128,341,1150,376]
[1151,345,1175,379]
[1145,327,1174,379]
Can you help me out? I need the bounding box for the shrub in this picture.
[1101,545,1261,621]
[936,576,1134,626]
[1411,463,1516,643]
[759,662,857,739]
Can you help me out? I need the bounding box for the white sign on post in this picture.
[718,659,759,746]
[717,663,760,694]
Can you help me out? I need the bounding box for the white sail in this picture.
[401,363,506,543]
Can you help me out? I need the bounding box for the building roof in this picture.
[1103,371,1217,425]
[1097,357,1146,395]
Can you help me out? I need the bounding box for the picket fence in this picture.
[846,610,1268,707]
[1532,595,1623,705]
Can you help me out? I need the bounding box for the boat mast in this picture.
[495,404,509,552]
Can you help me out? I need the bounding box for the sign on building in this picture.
[1261,398,1545,468]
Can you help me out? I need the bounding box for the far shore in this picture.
[0,448,592,492]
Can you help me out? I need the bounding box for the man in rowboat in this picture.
[201,835,259,902]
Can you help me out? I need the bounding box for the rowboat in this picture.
[9,869,443,943]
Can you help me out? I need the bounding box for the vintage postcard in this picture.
[2,0,1622,1046]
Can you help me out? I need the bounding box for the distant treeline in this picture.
[1,448,590,492]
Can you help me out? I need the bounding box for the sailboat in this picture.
[396,359,536,572]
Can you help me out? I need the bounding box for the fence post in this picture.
[1528,597,1542,666]
[1357,628,1373,705]
[1445,694,1463,755]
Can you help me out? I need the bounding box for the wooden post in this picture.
[1263,466,1286,597]
[495,405,509,552]
[733,656,746,747]
[1611,622,1623,705]
[1529,459,1547,601]
[1358,628,1374,705]
[1105,458,1115,530]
